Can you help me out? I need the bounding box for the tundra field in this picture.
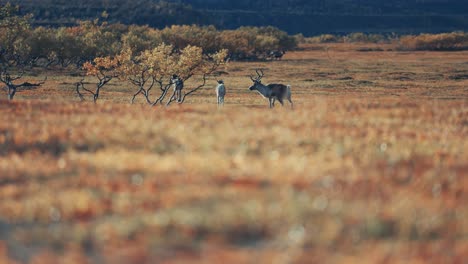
[0,43,468,263]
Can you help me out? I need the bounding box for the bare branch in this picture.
[155,78,165,92]
[75,81,85,101]
[10,70,24,81]
[153,83,172,106]
[166,89,178,106]
[144,77,156,104]
[176,74,208,105]
[0,69,45,100]
[131,89,142,104]
[75,79,97,102]
[17,76,47,88]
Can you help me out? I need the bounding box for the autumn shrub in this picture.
[345,32,368,43]
[367,33,387,43]
[64,20,123,62]
[157,25,297,60]
[344,32,387,43]
[256,26,297,50]
[25,27,58,65]
[308,34,342,43]
[218,26,297,60]
[159,25,221,54]
[306,33,389,44]
[121,25,162,56]
[219,30,251,59]
[294,33,306,44]
[2,3,297,64]
[43,21,123,67]
[398,32,468,51]
[0,3,32,64]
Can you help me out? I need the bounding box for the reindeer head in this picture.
[248,69,264,91]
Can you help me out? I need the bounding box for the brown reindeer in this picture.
[248,69,293,108]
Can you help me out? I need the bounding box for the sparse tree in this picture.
[164,46,228,106]
[118,48,160,104]
[118,44,175,105]
[117,43,227,106]
[76,55,122,103]
[0,3,46,100]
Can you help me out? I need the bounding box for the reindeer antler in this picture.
[250,69,265,82]
[256,69,264,79]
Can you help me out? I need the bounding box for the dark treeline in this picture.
[8,0,203,27]
[1,2,298,68]
[4,0,468,35]
[182,0,468,15]
[16,23,297,66]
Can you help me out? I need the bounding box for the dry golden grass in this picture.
[0,44,467,263]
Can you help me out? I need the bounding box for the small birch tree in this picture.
[0,3,46,100]
[76,55,122,103]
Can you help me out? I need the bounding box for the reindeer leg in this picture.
[177,90,183,102]
[278,98,284,106]
[288,98,294,109]
[167,90,177,106]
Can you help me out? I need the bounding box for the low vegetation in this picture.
[304,31,468,51]
[398,31,468,51]
[305,33,395,44]
[1,4,297,67]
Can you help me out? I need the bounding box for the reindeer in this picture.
[248,69,293,108]
[169,74,184,103]
[269,50,285,60]
[215,80,226,106]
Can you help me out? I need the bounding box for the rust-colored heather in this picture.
[0,44,467,263]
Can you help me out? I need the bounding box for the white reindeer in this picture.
[215,80,226,106]
[248,69,293,108]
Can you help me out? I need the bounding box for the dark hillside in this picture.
[182,0,468,15]
[3,0,468,35]
[5,0,205,27]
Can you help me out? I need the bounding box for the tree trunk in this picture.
[7,86,16,100]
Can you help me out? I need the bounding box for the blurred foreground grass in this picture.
[0,44,467,263]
